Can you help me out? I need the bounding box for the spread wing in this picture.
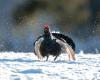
[52,33,75,51]
[34,36,44,59]
[56,39,76,60]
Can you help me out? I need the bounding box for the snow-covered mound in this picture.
[0,51,100,80]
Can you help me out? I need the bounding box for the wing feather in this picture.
[34,38,44,59]
[56,39,76,60]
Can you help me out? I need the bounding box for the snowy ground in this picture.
[0,51,100,80]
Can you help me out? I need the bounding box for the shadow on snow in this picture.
[18,69,43,74]
[0,58,34,62]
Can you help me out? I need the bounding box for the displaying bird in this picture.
[34,24,76,61]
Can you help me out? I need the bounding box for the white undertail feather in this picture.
[52,31,60,33]
[50,29,55,40]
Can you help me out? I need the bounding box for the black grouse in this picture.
[34,24,76,61]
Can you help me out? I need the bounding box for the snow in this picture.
[0,51,100,80]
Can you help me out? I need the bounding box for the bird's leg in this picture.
[46,55,49,61]
[54,56,58,61]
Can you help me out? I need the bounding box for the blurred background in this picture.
[0,0,100,53]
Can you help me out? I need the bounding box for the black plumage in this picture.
[52,33,75,51]
[39,38,62,61]
[34,25,76,61]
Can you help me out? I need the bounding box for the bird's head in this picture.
[43,24,50,34]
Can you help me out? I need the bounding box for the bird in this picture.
[34,24,76,61]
